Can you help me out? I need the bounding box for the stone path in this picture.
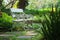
[25,31,37,36]
[17,31,37,39]
[0,31,37,39]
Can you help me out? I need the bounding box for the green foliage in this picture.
[1,9,11,15]
[32,34,44,40]
[41,4,60,40]
[24,8,51,16]
[28,4,60,40]
[26,0,58,10]
[0,12,13,31]
[2,12,13,23]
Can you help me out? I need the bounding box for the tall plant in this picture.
[41,4,60,40]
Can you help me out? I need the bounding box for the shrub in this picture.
[0,12,13,32]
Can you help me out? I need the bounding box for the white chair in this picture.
[10,8,25,31]
[10,8,33,31]
[10,8,24,20]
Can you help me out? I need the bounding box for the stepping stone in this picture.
[17,36,33,38]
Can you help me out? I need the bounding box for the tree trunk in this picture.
[17,0,28,10]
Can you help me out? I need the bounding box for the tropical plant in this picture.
[41,4,60,40]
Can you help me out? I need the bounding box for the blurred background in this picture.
[0,0,60,40]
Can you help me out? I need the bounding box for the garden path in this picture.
[0,31,37,39]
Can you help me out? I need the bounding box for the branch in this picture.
[5,0,17,7]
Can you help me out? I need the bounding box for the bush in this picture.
[0,12,13,32]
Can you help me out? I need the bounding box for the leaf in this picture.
[45,14,51,24]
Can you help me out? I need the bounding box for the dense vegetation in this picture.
[0,12,13,31]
